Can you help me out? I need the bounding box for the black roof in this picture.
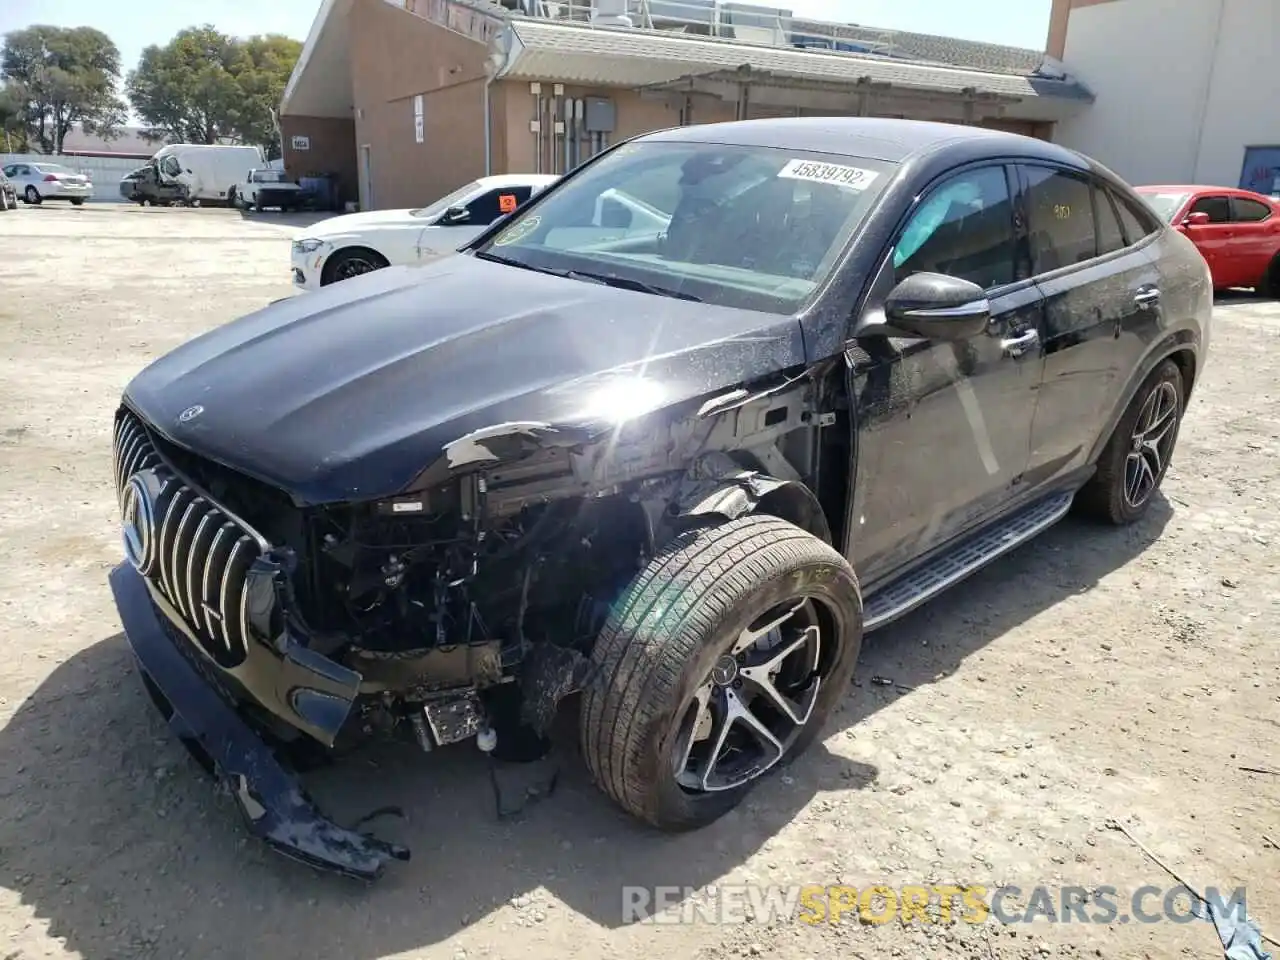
[645,117,1085,166]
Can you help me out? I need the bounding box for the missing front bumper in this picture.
[109,562,410,880]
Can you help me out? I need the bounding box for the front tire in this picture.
[70,198,85,206]
[24,186,40,205]
[580,514,863,831]
[1078,359,1185,525]
[321,248,390,285]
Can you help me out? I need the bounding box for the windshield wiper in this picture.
[563,269,703,302]
[475,253,702,302]
[473,249,547,274]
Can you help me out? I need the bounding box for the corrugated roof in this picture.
[504,19,1090,101]
[789,19,1045,77]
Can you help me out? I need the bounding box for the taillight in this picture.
[43,174,58,182]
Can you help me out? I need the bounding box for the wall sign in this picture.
[1240,146,1280,195]
[291,135,310,151]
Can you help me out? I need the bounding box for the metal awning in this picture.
[499,18,1094,121]
[636,65,1026,121]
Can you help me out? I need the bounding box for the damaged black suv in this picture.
[109,118,1211,879]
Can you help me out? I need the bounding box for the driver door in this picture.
[416,186,533,261]
[846,162,1046,588]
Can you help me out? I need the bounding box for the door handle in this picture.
[1000,329,1040,358]
[1134,288,1161,310]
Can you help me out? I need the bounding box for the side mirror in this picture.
[1182,211,1211,227]
[884,272,991,340]
[441,204,471,225]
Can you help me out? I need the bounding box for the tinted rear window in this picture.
[1023,165,1097,273]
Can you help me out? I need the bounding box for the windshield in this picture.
[475,141,895,313]
[253,170,289,183]
[411,181,482,219]
[1137,191,1190,223]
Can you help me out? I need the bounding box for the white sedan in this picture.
[2,161,93,205]
[290,174,559,290]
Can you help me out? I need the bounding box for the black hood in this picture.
[124,254,807,504]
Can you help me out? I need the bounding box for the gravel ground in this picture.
[0,203,1276,960]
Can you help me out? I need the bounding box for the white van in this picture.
[151,144,265,205]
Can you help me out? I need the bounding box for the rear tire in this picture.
[580,514,863,831]
[1077,359,1185,525]
[70,198,85,206]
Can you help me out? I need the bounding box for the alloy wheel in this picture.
[671,598,829,793]
[335,257,379,281]
[1123,380,1179,509]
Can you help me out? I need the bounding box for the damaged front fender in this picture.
[673,450,833,544]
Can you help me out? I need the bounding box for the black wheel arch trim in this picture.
[673,451,833,545]
[320,245,390,285]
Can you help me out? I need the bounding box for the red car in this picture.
[1136,185,1280,295]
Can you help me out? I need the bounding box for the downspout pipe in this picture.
[484,22,519,177]
[483,77,493,176]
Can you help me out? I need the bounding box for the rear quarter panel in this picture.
[1088,226,1211,463]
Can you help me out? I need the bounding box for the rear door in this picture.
[1019,163,1164,485]
[1227,194,1279,287]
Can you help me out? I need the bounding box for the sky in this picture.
[2,0,1055,109]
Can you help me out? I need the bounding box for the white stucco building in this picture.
[1048,0,1280,194]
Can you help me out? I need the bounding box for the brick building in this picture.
[279,0,1095,210]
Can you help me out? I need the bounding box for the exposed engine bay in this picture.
[212,371,846,761]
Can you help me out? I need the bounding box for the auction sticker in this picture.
[777,159,879,190]
[494,215,541,246]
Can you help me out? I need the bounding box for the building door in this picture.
[359,144,373,210]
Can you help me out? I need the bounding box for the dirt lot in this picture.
[0,203,1276,960]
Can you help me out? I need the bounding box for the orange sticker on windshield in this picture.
[498,193,518,213]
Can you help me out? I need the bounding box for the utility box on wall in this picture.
[584,98,616,133]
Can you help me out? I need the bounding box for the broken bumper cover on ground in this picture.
[109,561,410,880]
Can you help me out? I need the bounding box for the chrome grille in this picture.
[112,410,265,668]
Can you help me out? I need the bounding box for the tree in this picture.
[0,81,29,152]
[126,27,301,157]
[231,35,303,160]
[0,25,127,154]
[127,26,244,145]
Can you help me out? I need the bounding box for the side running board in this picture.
[863,491,1075,632]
